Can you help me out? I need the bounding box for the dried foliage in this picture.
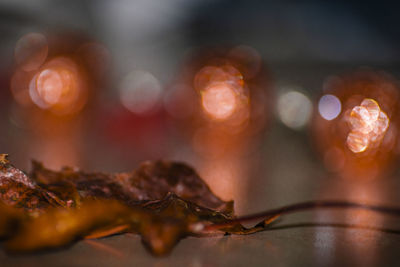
[3,154,400,256]
[0,154,273,256]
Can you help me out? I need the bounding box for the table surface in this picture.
[2,217,400,267]
[3,123,400,267]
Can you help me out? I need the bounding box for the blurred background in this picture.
[1,0,400,220]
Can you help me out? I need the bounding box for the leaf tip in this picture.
[0,154,9,164]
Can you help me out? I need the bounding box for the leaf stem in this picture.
[205,200,400,230]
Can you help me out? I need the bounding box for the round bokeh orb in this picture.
[311,69,400,179]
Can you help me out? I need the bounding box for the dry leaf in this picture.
[0,154,271,256]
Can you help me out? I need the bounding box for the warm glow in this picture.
[194,64,248,123]
[347,130,369,153]
[346,98,389,153]
[36,69,63,106]
[29,57,86,115]
[194,65,244,93]
[314,70,400,179]
[181,50,267,213]
[201,83,237,120]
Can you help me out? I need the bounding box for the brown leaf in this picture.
[30,160,233,213]
[0,155,273,256]
[0,155,51,212]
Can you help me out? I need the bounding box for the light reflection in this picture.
[345,183,384,267]
[277,90,312,129]
[346,98,389,153]
[119,70,162,114]
[314,211,335,265]
[318,94,341,120]
[316,177,386,267]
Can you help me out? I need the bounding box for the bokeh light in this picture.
[8,32,104,170]
[346,130,369,153]
[194,64,249,126]
[166,46,270,204]
[119,70,162,114]
[201,83,237,120]
[277,90,312,129]
[318,94,341,120]
[35,69,63,106]
[10,32,96,117]
[28,57,87,115]
[312,70,400,179]
[346,98,389,153]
